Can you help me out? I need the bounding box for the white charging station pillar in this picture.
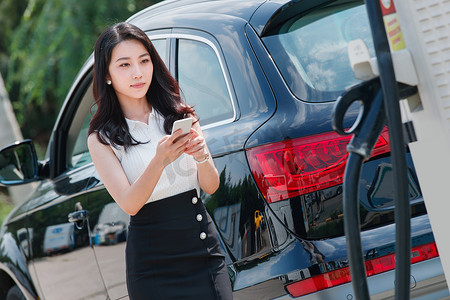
[390,0,450,290]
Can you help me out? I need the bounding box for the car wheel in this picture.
[6,285,26,300]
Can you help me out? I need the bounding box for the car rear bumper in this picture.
[274,257,448,299]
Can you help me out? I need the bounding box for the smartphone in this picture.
[171,117,193,135]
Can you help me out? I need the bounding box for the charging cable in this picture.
[364,1,411,299]
[333,77,386,300]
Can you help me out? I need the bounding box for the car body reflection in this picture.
[43,223,75,255]
[92,203,128,246]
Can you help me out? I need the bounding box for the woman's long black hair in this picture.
[88,22,195,150]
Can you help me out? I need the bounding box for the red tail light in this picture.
[286,242,439,298]
[246,128,390,203]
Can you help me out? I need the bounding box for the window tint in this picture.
[262,1,373,102]
[177,39,234,125]
[70,84,95,169]
[152,39,167,65]
[71,105,95,169]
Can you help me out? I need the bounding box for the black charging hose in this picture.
[344,152,368,299]
[364,1,411,299]
[333,1,412,298]
[335,83,385,300]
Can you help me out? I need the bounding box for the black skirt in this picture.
[126,189,233,300]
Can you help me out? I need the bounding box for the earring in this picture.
[106,80,112,85]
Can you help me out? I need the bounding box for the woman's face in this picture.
[107,39,153,103]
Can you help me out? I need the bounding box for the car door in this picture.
[170,32,242,259]
[171,28,277,262]
[26,72,108,300]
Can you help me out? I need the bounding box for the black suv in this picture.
[0,0,447,299]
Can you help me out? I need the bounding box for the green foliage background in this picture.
[1,0,158,146]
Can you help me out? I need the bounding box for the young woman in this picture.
[87,22,233,300]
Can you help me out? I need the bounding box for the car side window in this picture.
[177,38,234,126]
[152,39,167,65]
[70,84,95,169]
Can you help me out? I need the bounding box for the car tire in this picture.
[6,285,26,300]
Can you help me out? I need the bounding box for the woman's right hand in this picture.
[155,129,192,167]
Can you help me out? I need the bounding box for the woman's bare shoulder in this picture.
[87,132,99,146]
[87,132,108,151]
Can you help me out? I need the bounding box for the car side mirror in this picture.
[0,140,39,185]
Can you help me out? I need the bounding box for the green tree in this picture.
[6,0,156,145]
[0,0,28,77]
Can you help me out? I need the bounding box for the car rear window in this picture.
[262,1,374,102]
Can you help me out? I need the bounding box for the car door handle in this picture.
[68,210,89,223]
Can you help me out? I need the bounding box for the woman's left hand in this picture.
[184,128,207,161]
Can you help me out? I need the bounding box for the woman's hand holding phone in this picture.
[155,117,207,166]
[155,122,192,167]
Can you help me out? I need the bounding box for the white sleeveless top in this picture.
[109,109,200,204]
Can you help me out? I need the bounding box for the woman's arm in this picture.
[87,130,191,215]
[185,121,220,194]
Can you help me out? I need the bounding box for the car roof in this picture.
[127,0,266,23]
[127,0,336,36]
[126,0,296,35]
